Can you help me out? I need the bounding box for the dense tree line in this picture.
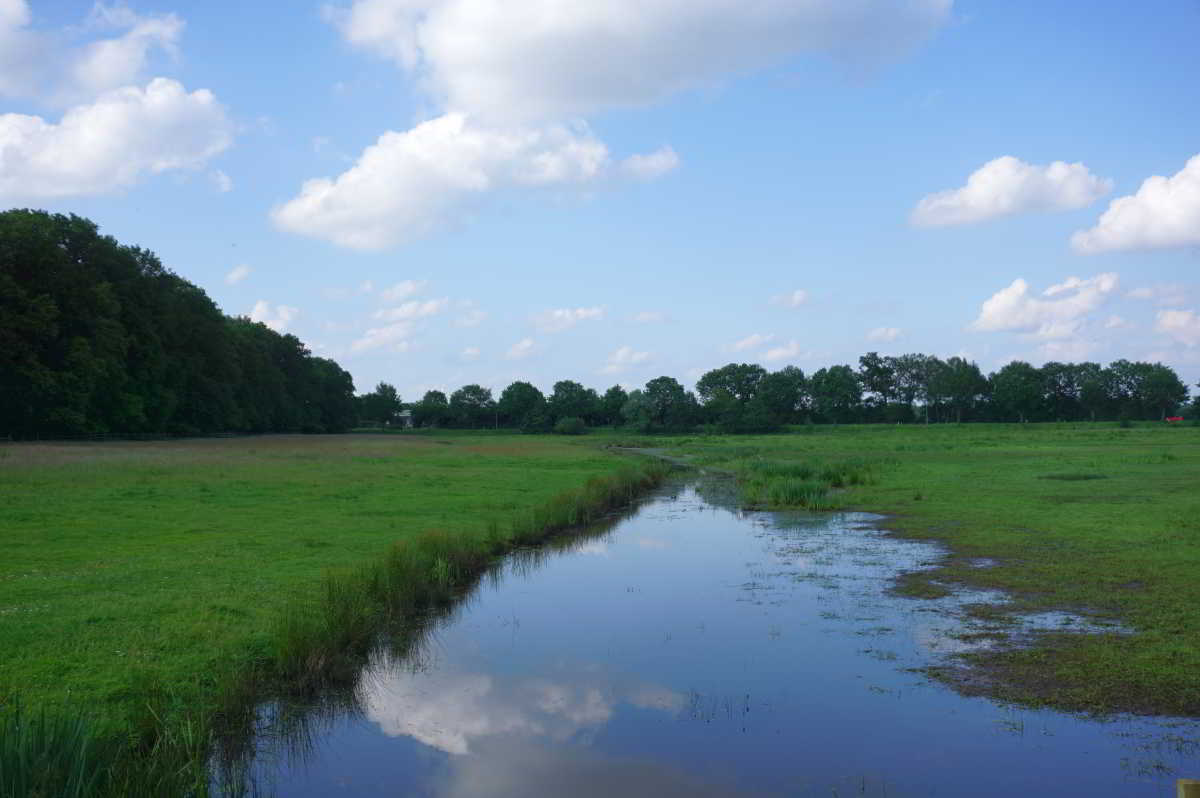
[0,210,357,438]
[388,353,1193,434]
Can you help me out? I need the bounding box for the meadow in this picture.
[2,423,1198,794]
[640,422,1200,716]
[0,433,665,795]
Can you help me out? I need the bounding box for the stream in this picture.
[221,476,1200,796]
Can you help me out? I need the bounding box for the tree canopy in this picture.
[0,210,356,437]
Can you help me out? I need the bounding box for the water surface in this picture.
[229,477,1199,796]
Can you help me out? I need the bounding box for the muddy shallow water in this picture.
[224,477,1200,796]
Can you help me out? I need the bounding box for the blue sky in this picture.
[3,0,1198,398]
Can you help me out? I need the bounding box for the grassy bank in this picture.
[0,434,667,795]
[630,422,1200,716]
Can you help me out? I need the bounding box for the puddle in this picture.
[218,477,1199,796]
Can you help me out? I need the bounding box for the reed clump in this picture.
[736,457,879,509]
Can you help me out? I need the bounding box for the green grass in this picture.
[0,433,666,794]
[603,422,1200,716]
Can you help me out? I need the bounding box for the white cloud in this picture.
[970,273,1118,339]
[911,156,1112,227]
[631,311,666,324]
[0,78,233,201]
[328,0,952,123]
[211,169,233,192]
[455,301,488,327]
[1126,283,1190,306]
[249,300,299,333]
[533,306,604,333]
[866,326,901,342]
[1072,154,1200,254]
[1104,315,1132,330]
[1156,309,1200,347]
[225,264,251,285]
[64,5,184,104]
[381,279,427,301]
[0,1,182,104]
[619,146,679,180]
[600,346,650,374]
[763,339,812,362]
[374,298,448,321]
[771,289,809,308]
[351,321,415,353]
[360,280,375,293]
[299,0,950,249]
[461,346,480,360]
[728,332,773,352]
[506,337,535,359]
[272,113,621,250]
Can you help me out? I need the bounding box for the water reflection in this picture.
[220,476,1200,797]
[360,657,683,755]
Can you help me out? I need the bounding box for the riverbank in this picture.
[636,422,1200,716]
[0,434,667,795]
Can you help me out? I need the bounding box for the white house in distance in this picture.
[397,409,414,429]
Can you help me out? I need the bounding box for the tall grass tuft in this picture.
[736,456,881,509]
[0,704,114,798]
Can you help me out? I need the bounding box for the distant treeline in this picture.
[1,210,357,438]
[360,355,1196,434]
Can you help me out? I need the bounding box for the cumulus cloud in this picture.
[1072,154,1200,253]
[911,156,1112,227]
[1127,284,1190,306]
[293,0,950,249]
[327,0,952,123]
[631,311,666,324]
[211,169,233,192]
[351,322,415,353]
[771,289,809,308]
[374,298,447,321]
[455,300,488,327]
[65,5,184,104]
[249,300,298,332]
[601,346,650,374]
[1156,309,1200,347]
[763,340,812,362]
[225,264,251,285]
[506,337,535,359]
[0,78,233,201]
[272,114,620,250]
[970,273,1118,339]
[1104,315,1132,330]
[619,146,679,180]
[0,0,182,104]
[866,326,901,342]
[533,306,604,333]
[380,279,427,302]
[460,346,480,360]
[728,333,773,352]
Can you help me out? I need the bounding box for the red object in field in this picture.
[1166,417,1183,423]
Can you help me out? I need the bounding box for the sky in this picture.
[2,0,1199,399]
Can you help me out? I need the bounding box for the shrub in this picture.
[553,417,587,435]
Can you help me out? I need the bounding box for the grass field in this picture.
[637,422,1200,716]
[3,423,1198,793]
[0,433,662,794]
